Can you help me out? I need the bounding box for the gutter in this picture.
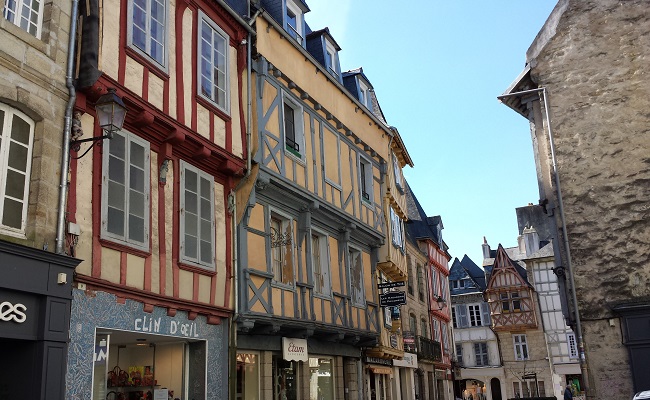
[497,87,590,395]
[55,0,81,255]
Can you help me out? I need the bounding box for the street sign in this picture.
[379,291,406,307]
[377,281,406,290]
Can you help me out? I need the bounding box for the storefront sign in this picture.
[369,366,392,375]
[390,334,398,348]
[282,337,308,361]
[0,301,26,323]
[377,281,405,290]
[393,352,418,368]
[134,315,200,338]
[364,356,392,366]
[379,291,406,307]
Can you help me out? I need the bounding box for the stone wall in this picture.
[526,0,650,397]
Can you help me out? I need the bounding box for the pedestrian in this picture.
[564,385,573,400]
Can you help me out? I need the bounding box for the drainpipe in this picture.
[497,87,589,394]
[56,0,81,255]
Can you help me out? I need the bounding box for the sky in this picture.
[304,1,558,266]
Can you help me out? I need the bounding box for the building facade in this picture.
[234,1,413,399]
[449,255,504,400]
[0,0,83,398]
[63,0,250,398]
[499,0,650,397]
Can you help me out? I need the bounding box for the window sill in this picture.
[125,46,170,80]
[271,281,296,291]
[285,146,305,165]
[196,94,231,121]
[99,237,151,258]
[178,261,216,276]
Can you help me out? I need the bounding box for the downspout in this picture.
[498,87,589,394]
[56,0,80,254]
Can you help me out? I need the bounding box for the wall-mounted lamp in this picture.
[71,88,127,157]
[435,295,447,311]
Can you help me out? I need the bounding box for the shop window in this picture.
[273,356,298,400]
[309,357,334,400]
[101,130,151,251]
[128,0,167,68]
[198,12,229,112]
[270,212,294,285]
[180,161,215,270]
[236,353,259,399]
[0,103,34,236]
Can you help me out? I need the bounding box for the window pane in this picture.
[109,157,125,183]
[5,169,26,199]
[185,168,197,191]
[129,190,145,217]
[200,219,211,242]
[200,239,212,264]
[185,212,198,237]
[110,133,126,158]
[128,215,145,242]
[107,207,125,235]
[8,142,28,171]
[107,181,125,210]
[185,191,198,214]
[2,198,22,228]
[11,115,30,144]
[130,165,145,192]
[185,234,197,258]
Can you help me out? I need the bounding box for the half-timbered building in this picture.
[484,245,552,399]
[63,0,251,398]
[233,1,412,398]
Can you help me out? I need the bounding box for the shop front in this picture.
[65,290,229,399]
[0,241,81,400]
[364,356,393,400]
[236,335,361,400]
[393,352,418,400]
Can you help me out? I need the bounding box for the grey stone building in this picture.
[499,0,650,398]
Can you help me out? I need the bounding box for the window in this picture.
[311,233,330,296]
[348,248,365,306]
[199,13,229,111]
[180,162,215,269]
[455,343,463,366]
[513,334,529,361]
[392,152,403,191]
[567,333,578,359]
[468,304,482,327]
[441,322,450,353]
[451,306,458,328]
[409,313,417,335]
[474,342,488,366]
[501,291,523,313]
[128,0,166,67]
[407,255,414,295]
[285,0,303,45]
[324,40,339,79]
[390,207,403,248]
[420,318,428,338]
[282,94,304,159]
[359,156,372,204]
[501,292,510,313]
[454,304,469,328]
[308,357,334,400]
[101,130,150,250]
[358,80,372,110]
[270,213,294,284]
[3,0,43,37]
[417,265,425,302]
[0,104,34,235]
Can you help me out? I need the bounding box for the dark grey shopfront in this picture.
[0,241,80,400]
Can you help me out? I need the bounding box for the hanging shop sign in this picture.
[283,337,308,362]
[393,352,418,368]
[379,291,406,307]
[377,281,405,290]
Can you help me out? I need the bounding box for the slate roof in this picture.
[404,181,442,248]
[449,255,487,296]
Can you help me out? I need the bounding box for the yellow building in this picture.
[234,1,412,399]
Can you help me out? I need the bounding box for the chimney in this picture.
[482,237,491,259]
[523,226,540,256]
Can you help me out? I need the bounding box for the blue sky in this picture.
[305,1,558,266]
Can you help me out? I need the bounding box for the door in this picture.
[490,378,502,400]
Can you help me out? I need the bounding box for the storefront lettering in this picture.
[287,342,305,353]
[133,315,199,338]
[0,301,26,323]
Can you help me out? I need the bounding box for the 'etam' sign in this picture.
[282,337,308,361]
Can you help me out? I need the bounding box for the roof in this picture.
[449,255,487,294]
[306,27,342,50]
[405,181,443,248]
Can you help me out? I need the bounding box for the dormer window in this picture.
[324,39,339,79]
[285,0,304,45]
[359,80,372,110]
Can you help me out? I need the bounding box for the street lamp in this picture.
[71,88,127,155]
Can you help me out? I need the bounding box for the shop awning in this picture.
[369,367,392,375]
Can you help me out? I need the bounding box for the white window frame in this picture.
[269,210,295,286]
[513,334,529,361]
[179,161,215,270]
[358,80,372,110]
[392,152,403,191]
[324,39,339,79]
[455,343,463,366]
[474,342,489,366]
[567,332,578,359]
[0,104,34,237]
[358,154,373,206]
[198,11,230,113]
[101,130,151,250]
[285,0,304,45]
[390,207,404,249]
[282,92,305,162]
[311,230,331,297]
[468,304,482,327]
[127,0,168,68]
[348,246,365,307]
[3,0,44,38]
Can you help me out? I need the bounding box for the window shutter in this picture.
[458,304,469,328]
[480,302,491,326]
